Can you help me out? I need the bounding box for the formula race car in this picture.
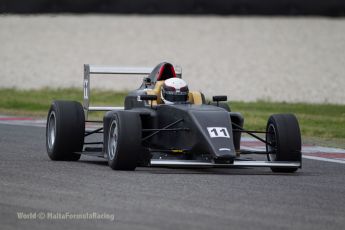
[46,62,302,172]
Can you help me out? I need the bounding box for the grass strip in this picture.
[1,88,344,147]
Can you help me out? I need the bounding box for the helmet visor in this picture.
[164,91,188,102]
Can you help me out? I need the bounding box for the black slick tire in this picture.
[46,100,85,161]
[266,114,302,173]
[105,111,141,170]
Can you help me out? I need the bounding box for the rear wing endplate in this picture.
[83,64,182,118]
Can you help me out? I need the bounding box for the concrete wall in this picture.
[1,0,345,16]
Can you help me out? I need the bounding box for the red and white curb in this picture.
[241,137,345,164]
[0,116,45,127]
[1,116,344,165]
[0,116,99,129]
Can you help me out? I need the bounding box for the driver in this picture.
[161,78,189,104]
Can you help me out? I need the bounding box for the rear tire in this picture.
[46,101,85,161]
[266,114,301,173]
[105,111,142,170]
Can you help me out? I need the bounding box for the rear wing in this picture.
[83,64,182,118]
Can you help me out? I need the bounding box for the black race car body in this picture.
[105,104,237,160]
[46,62,302,172]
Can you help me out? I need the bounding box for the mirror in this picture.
[139,95,157,101]
[212,95,227,102]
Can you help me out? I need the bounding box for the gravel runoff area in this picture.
[0,15,344,104]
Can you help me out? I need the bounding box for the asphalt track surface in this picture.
[1,123,345,230]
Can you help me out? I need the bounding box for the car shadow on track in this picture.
[79,159,108,166]
[78,158,301,176]
[136,167,301,176]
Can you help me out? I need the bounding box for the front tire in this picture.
[105,111,142,170]
[266,114,302,173]
[46,100,85,161]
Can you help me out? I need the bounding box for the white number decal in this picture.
[207,127,230,138]
[84,79,89,99]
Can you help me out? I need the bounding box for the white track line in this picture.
[302,156,345,164]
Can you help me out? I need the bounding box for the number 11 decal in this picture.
[207,127,230,138]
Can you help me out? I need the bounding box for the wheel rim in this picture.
[267,124,277,161]
[47,111,56,150]
[108,119,119,160]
